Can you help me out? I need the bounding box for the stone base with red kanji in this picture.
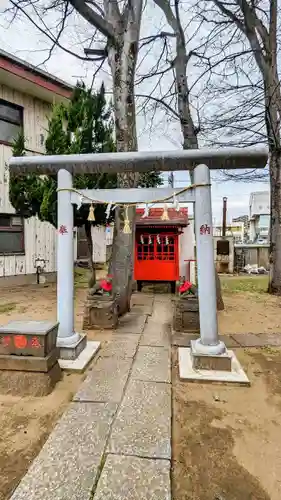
[0,320,61,396]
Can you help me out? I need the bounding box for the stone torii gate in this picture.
[9,147,267,373]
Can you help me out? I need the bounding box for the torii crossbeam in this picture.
[9,147,268,365]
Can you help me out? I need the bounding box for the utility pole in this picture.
[168,172,174,188]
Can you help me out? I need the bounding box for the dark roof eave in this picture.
[0,48,73,92]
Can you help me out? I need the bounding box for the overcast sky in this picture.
[0,0,269,221]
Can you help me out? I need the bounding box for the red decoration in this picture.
[1,335,11,348]
[31,336,41,349]
[14,335,28,349]
[100,277,113,293]
[58,225,68,235]
[179,281,192,294]
[200,224,211,235]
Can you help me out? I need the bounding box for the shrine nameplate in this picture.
[0,321,58,357]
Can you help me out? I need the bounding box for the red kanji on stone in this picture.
[200,224,211,235]
[14,335,28,349]
[1,335,11,348]
[31,336,41,349]
[58,225,68,235]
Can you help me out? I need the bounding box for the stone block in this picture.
[10,403,116,500]
[94,454,171,500]
[179,348,250,385]
[192,352,232,371]
[0,320,58,357]
[83,295,118,330]
[108,379,171,459]
[0,362,61,396]
[0,347,59,372]
[73,356,132,403]
[59,341,100,372]
[173,297,200,333]
[58,333,87,361]
[131,346,171,383]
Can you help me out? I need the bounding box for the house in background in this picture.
[249,191,270,242]
[213,221,245,244]
[0,49,72,281]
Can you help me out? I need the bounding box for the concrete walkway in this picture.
[11,294,172,500]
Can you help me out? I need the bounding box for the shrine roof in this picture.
[136,208,188,226]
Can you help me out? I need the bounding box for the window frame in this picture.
[0,214,25,256]
[0,98,24,147]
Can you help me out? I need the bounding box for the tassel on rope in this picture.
[161,204,170,221]
[173,192,180,212]
[123,205,131,234]
[88,203,95,222]
[77,196,83,211]
[142,204,149,218]
[106,202,112,220]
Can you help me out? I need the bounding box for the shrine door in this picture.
[134,232,179,282]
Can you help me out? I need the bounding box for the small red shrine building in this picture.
[134,207,189,292]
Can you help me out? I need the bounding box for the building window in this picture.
[0,215,24,254]
[0,99,23,145]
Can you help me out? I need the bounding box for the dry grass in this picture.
[0,302,18,314]
[221,275,269,295]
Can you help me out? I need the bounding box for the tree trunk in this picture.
[173,26,224,309]
[268,149,281,294]
[264,69,281,293]
[84,222,96,288]
[107,6,142,315]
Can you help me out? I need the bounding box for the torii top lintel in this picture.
[9,147,268,175]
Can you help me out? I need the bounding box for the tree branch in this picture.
[68,0,115,39]
[8,0,104,62]
[153,0,178,33]
[136,93,180,119]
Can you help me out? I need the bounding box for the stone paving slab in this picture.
[219,335,241,348]
[171,333,198,347]
[231,333,268,347]
[171,333,241,348]
[108,379,171,459]
[117,314,147,334]
[131,346,171,383]
[10,402,116,500]
[100,335,140,358]
[73,356,132,403]
[140,324,170,347]
[258,333,281,346]
[130,304,153,315]
[94,454,171,500]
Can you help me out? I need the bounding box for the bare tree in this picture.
[141,0,224,308]
[5,0,144,313]
[197,0,280,293]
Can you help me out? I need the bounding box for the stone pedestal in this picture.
[191,340,232,372]
[83,294,118,330]
[0,320,61,396]
[173,296,200,333]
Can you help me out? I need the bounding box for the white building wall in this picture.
[0,84,57,277]
[249,191,270,217]
[179,221,195,282]
[91,225,106,263]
